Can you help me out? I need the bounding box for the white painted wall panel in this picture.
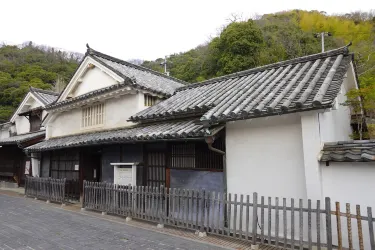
[319,77,352,143]
[226,114,307,200]
[49,93,140,138]
[72,67,117,97]
[321,161,375,249]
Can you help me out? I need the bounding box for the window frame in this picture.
[81,102,105,129]
[144,94,158,107]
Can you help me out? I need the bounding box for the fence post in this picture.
[81,180,86,211]
[251,192,258,249]
[61,178,66,206]
[157,185,165,229]
[125,184,132,222]
[197,189,207,237]
[325,197,333,250]
[368,207,375,250]
[24,176,28,197]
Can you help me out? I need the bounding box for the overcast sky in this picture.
[1,0,374,60]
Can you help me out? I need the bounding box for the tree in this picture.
[208,20,264,76]
[0,43,79,122]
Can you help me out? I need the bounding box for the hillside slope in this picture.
[142,10,375,85]
[0,42,80,122]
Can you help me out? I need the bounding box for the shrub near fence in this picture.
[25,176,66,204]
[83,181,375,250]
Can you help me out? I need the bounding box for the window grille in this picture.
[144,94,157,107]
[82,103,104,128]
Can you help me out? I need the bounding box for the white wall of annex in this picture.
[48,93,141,138]
[72,67,117,97]
[14,96,43,135]
[321,161,375,249]
[226,114,307,200]
[15,116,30,135]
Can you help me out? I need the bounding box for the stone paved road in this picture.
[0,194,226,250]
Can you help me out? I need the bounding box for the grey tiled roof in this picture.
[45,82,134,111]
[0,130,45,146]
[30,87,59,105]
[88,47,185,95]
[320,140,375,162]
[91,54,185,96]
[25,120,213,152]
[45,47,186,111]
[131,46,353,124]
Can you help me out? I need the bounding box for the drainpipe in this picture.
[205,135,228,231]
[205,136,227,194]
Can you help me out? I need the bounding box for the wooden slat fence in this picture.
[83,181,375,250]
[25,176,66,204]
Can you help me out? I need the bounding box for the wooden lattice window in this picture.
[144,94,157,107]
[171,144,196,169]
[82,103,104,128]
[50,150,79,180]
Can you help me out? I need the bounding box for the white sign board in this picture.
[112,163,137,186]
[116,168,132,185]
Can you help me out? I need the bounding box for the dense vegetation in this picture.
[0,10,374,124]
[142,10,375,84]
[0,42,80,122]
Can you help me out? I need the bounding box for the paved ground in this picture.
[0,194,227,250]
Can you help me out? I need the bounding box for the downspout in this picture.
[204,127,226,194]
[207,141,227,194]
[205,132,228,229]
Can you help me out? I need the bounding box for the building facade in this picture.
[0,87,58,186]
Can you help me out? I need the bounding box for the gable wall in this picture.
[71,67,118,98]
[14,96,43,135]
[47,93,142,138]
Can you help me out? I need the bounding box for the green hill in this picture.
[142,10,375,85]
[0,42,80,123]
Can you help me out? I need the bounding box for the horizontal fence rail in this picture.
[25,176,66,204]
[82,181,375,250]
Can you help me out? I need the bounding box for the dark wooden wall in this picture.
[0,145,27,184]
[30,114,42,132]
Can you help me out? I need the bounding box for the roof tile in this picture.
[130,46,352,124]
[25,120,215,152]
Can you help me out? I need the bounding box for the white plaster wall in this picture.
[319,77,352,142]
[322,161,375,207]
[48,93,141,138]
[72,67,117,97]
[321,161,375,249]
[15,116,30,134]
[14,97,43,135]
[0,127,9,139]
[226,114,307,200]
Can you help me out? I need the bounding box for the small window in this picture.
[144,94,158,107]
[82,103,104,128]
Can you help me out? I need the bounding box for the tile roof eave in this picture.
[25,137,205,153]
[45,79,176,111]
[320,139,375,162]
[0,130,45,146]
[24,119,214,153]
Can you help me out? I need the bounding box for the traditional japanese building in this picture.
[0,87,58,186]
